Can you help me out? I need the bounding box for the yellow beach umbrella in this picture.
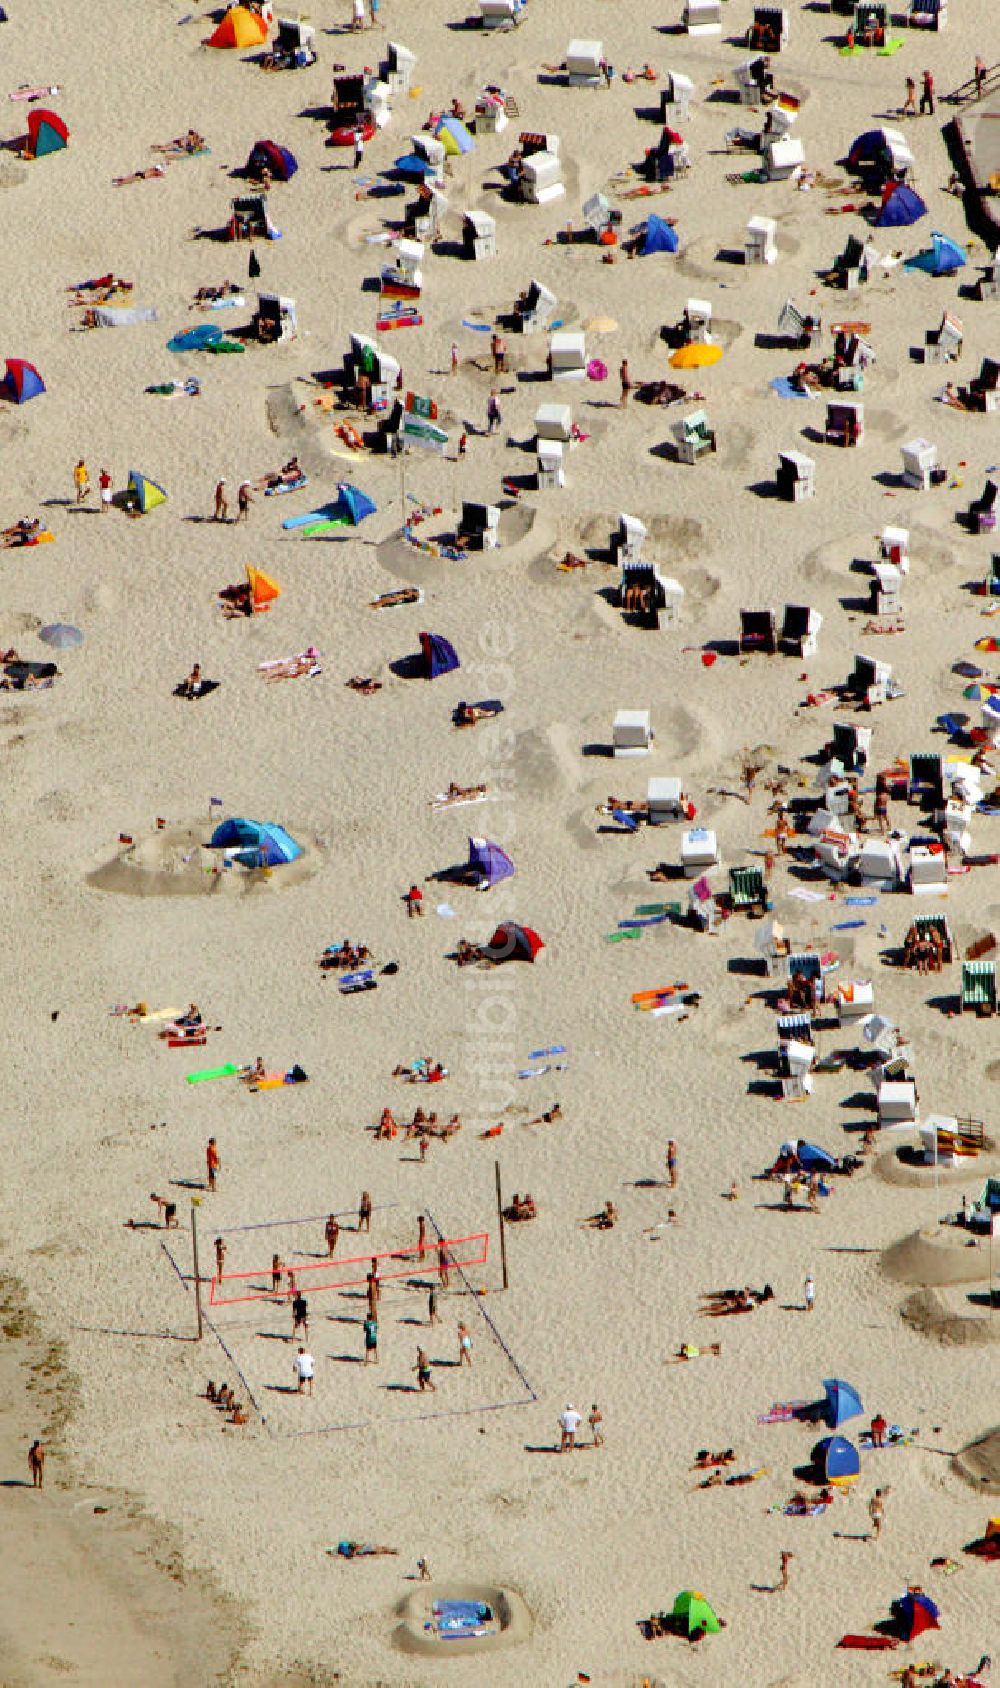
[669,342,723,370]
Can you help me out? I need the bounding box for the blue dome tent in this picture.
[894,1590,940,1642]
[209,817,302,868]
[641,213,679,256]
[904,232,966,276]
[876,182,927,228]
[812,1435,860,1484]
[793,1141,838,1173]
[1,357,45,402]
[419,630,460,679]
[846,129,885,170]
[282,483,377,535]
[467,837,515,889]
[822,1378,864,1429]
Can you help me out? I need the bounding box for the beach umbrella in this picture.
[963,681,998,702]
[39,623,83,648]
[670,343,723,369]
[671,1591,721,1637]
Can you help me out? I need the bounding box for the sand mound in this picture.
[901,1287,1000,1346]
[953,1426,1000,1494]
[86,823,318,898]
[882,1224,995,1286]
[394,1582,531,1656]
[875,1143,999,1189]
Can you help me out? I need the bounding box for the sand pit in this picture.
[86,823,319,898]
[882,1223,997,1287]
[394,1582,531,1657]
[875,1143,1000,1190]
[953,1426,1000,1495]
[902,1287,1000,1347]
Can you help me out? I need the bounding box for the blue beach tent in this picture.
[419,630,459,679]
[822,1378,864,1429]
[876,182,927,228]
[209,816,302,867]
[641,214,679,256]
[904,231,966,276]
[812,1434,861,1483]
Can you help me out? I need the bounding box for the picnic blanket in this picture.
[92,305,159,327]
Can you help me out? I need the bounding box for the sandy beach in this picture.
[1,1,999,1684]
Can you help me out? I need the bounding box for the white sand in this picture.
[1,1,999,1682]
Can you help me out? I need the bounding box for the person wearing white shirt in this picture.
[559,1404,582,1452]
[293,1347,315,1395]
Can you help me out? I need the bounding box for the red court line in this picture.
[208,1231,489,1306]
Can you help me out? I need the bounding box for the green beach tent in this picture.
[671,1591,721,1637]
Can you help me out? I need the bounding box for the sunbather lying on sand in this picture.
[438,781,487,803]
[693,1449,736,1468]
[454,939,485,966]
[330,1542,399,1559]
[253,457,302,490]
[153,130,206,155]
[1,518,40,548]
[557,551,589,571]
[346,675,381,694]
[113,165,166,186]
[260,648,321,680]
[668,1343,722,1362]
[582,1200,618,1230]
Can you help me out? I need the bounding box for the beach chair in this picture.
[781,604,822,657]
[986,554,1000,597]
[857,836,904,886]
[514,278,557,334]
[520,150,564,204]
[871,561,903,617]
[900,439,940,491]
[777,298,821,348]
[536,438,565,489]
[825,400,863,447]
[612,512,647,565]
[462,211,497,260]
[474,89,508,134]
[535,402,572,442]
[459,501,500,550]
[831,235,874,291]
[566,39,603,86]
[976,254,999,303]
[647,776,683,822]
[914,913,953,965]
[755,916,790,976]
[660,71,694,124]
[620,562,676,630]
[273,17,317,67]
[582,193,614,239]
[878,525,909,574]
[748,5,789,50]
[381,41,416,92]
[907,751,943,806]
[684,0,722,35]
[480,0,525,28]
[776,450,815,501]
[851,651,894,706]
[967,360,1000,414]
[254,292,296,343]
[549,330,586,380]
[740,608,777,655]
[673,409,717,464]
[831,721,872,771]
[729,864,767,916]
[908,843,947,892]
[968,480,998,535]
[923,310,963,365]
[878,1080,917,1126]
[681,827,718,876]
[961,961,997,1015]
[613,709,652,758]
[904,0,947,26]
[683,299,713,344]
[764,135,804,181]
[745,216,778,265]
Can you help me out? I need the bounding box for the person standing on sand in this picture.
[28,1440,45,1489]
[364,1312,378,1364]
[414,1348,435,1391]
[559,1404,582,1452]
[293,1346,315,1395]
[619,358,632,408]
[206,1136,220,1192]
[667,1139,678,1189]
[325,1213,340,1257]
[98,467,113,512]
[437,1243,451,1289]
[417,1556,431,1581]
[919,69,935,115]
[902,76,917,117]
[236,480,253,523]
[292,1292,309,1340]
[367,1261,380,1317]
[73,459,90,504]
[451,341,459,376]
[358,1189,372,1232]
[417,1214,427,1254]
[868,1487,886,1542]
[427,1285,439,1325]
[804,1273,815,1312]
[778,1549,793,1591]
[213,478,228,522]
[457,1322,473,1366]
[214,1236,226,1283]
[589,1404,604,1447]
[271,1253,283,1293]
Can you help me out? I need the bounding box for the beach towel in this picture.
[92,306,159,328]
[611,808,639,830]
[606,929,642,941]
[758,1401,809,1424]
[836,1636,899,1650]
[770,376,815,400]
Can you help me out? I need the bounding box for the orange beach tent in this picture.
[207,6,269,49]
[246,566,281,611]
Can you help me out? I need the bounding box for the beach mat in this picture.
[185,1062,239,1084]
